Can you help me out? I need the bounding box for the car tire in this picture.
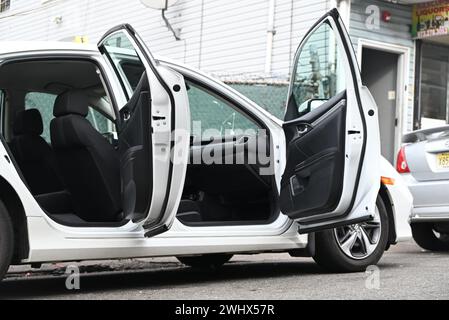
[312,195,389,273]
[0,200,13,281]
[177,254,233,269]
[411,223,449,251]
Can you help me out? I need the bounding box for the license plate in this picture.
[437,152,449,168]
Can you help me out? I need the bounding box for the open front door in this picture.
[280,9,381,233]
[98,24,190,237]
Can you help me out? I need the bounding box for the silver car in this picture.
[399,125,449,251]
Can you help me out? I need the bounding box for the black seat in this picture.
[50,90,122,222]
[10,109,63,195]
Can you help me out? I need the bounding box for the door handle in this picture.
[296,123,312,135]
[122,109,131,122]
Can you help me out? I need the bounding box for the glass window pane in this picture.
[0,90,4,134]
[420,43,449,128]
[24,92,57,142]
[186,81,259,139]
[101,32,145,97]
[229,83,288,120]
[0,0,10,13]
[290,21,346,116]
[86,107,113,134]
[25,92,113,142]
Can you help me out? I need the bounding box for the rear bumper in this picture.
[410,206,449,223]
[401,173,449,223]
[402,173,449,207]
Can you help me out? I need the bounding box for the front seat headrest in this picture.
[53,90,88,117]
[13,109,43,136]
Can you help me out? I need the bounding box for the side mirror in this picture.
[308,99,327,111]
[298,98,327,115]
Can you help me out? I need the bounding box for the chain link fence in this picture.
[221,76,290,120]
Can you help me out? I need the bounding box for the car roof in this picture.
[0,41,99,56]
[0,42,283,125]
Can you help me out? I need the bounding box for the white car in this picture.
[0,10,411,281]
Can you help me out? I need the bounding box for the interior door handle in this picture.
[122,110,131,122]
[296,123,312,135]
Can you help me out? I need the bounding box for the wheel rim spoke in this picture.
[339,227,353,243]
[339,231,358,257]
[360,227,376,256]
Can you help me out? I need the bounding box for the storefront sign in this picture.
[412,0,449,39]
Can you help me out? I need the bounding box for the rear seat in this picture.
[9,109,63,195]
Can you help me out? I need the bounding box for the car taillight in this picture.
[396,146,410,173]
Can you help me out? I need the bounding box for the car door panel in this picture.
[118,72,152,220]
[98,24,190,237]
[281,93,346,219]
[280,9,380,232]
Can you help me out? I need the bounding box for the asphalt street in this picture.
[0,240,448,300]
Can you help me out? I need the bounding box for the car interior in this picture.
[0,58,278,227]
[175,78,279,225]
[179,135,278,225]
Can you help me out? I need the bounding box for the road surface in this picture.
[0,240,448,299]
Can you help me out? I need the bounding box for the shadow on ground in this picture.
[0,258,403,299]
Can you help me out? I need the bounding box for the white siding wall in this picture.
[269,0,329,78]
[349,0,415,133]
[0,0,329,80]
[0,0,417,126]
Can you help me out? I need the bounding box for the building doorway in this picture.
[357,39,409,165]
[361,47,400,163]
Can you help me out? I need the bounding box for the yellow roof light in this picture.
[74,36,89,44]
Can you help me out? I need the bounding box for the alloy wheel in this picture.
[333,206,382,260]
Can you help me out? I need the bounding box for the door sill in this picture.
[297,214,372,234]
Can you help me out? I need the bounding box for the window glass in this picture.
[25,92,56,142]
[0,90,4,134]
[25,92,114,142]
[86,107,113,134]
[0,0,10,13]
[101,32,146,98]
[186,81,259,139]
[289,21,346,115]
[420,43,449,128]
[230,83,287,120]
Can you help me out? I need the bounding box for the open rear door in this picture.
[98,24,190,237]
[280,9,381,233]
